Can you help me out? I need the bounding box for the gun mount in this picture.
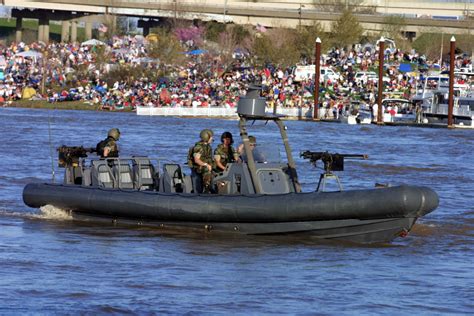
[58,145,96,168]
[301,151,368,192]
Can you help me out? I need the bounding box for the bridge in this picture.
[5,0,474,43]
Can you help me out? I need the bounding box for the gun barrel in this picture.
[338,154,369,159]
[300,151,368,160]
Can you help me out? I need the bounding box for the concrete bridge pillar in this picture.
[138,20,160,37]
[71,21,78,43]
[38,22,44,43]
[85,22,93,40]
[38,18,49,43]
[143,24,150,36]
[61,20,70,42]
[16,17,23,43]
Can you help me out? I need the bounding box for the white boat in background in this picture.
[382,98,416,123]
[344,101,372,125]
[411,74,474,128]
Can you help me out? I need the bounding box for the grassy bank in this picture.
[9,100,102,111]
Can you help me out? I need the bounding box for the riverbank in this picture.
[4,100,133,112]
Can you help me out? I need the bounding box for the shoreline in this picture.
[4,101,470,128]
[4,100,133,112]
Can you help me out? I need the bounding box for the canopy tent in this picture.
[131,57,160,64]
[81,39,106,46]
[398,63,413,73]
[184,49,208,56]
[15,50,43,58]
[22,86,36,99]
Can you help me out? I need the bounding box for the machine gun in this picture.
[300,150,368,191]
[57,145,96,168]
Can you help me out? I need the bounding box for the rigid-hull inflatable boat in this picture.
[23,87,439,243]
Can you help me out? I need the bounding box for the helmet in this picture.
[248,135,256,144]
[221,131,234,144]
[108,128,121,140]
[200,129,214,142]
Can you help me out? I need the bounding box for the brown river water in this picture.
[0,107,472,314]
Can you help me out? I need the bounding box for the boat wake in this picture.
[37,205,73,221]
[0,205,72,221]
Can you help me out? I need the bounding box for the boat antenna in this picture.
[47,109,55,183]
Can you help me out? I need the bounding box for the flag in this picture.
[256,23,267,33]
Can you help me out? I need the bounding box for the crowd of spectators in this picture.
[1,35,473,118]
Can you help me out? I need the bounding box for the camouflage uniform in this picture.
[97,137,119,158]
[192,141,214,193]
[214,144,238,169]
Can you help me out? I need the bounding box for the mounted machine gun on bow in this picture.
[57,145,97,185]
[58,145,97,168]
[301,151,368,191]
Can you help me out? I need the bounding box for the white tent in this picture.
[112,48,129,54]
[15,50,43,58]
[0,55,6,68]
[81,39,106,46]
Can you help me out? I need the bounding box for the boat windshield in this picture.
[241,143,282,163]
[425,76,449,89]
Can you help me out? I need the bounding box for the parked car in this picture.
[354,71,390,84]
[293,65,340,82]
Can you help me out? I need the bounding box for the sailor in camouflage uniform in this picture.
[214,131,238,172]
[97,128,120,158]
[191,129,214,193]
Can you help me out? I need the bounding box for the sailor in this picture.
[96,128,120,158]
[190,129,214,193]
[238,135,265,163]
[214,131,238,172]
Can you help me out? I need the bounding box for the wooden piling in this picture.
[313,37,321,120]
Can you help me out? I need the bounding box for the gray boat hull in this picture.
[23,183,438,243]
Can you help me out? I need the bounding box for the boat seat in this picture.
[64,166,83,185]
[132,157,158,191]
[112,161,134,189]
[183,175,193,194]
[82,168,92,186]
[91,160,115,188]
[160,164,186,193]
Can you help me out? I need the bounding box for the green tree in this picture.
[205,21,226,42]
[252,28,300,67]
[229,24,251,43]
[295,22,330,62]
[380,15,412,52]
[381,15,406,42]
[147,28,185,68]
[330,9,363,49]
[412,30,444,61]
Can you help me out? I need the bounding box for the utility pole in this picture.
[313,37,321,120]
[298,3,302,28]
[174,0,177,21]
[223,0,228,24]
